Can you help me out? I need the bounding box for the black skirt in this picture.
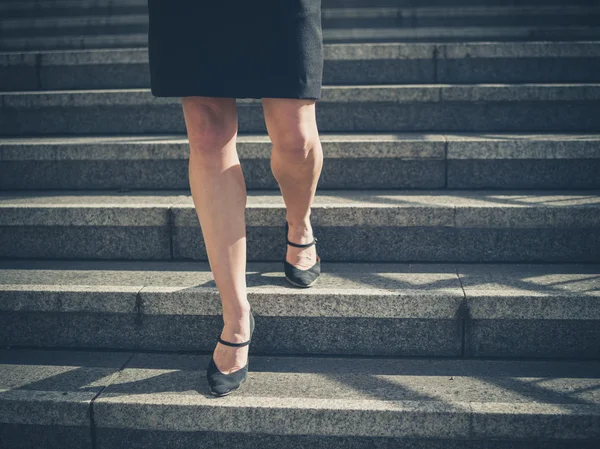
[147,0,324,99]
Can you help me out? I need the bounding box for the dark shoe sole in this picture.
[209,374,247,397]
[285,274,319,288]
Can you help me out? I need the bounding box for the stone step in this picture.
[2,6,599,39]
[1,260,599,358]
[2,85,600,135]
[2,42,599,92]
[0,9,401,38]
[1,348,599,448]
[1,133,599,190]
[2,26,600,50]
[1,0,597,18]
[0,190,598,262]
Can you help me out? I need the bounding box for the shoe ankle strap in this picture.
[287,237,317,248]
[217,336,251,347]
[285,221,317,248]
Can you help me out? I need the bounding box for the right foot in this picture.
[212,315,251,374]
[286,221,318,270]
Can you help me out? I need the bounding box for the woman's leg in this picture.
[262,98,323,269]
[181,96,251,374]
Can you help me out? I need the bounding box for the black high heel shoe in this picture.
[206,310,255,397]
[283,221,321,288]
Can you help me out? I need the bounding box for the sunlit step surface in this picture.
[1,348,599,448]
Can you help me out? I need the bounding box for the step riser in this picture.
[94,431,600,449]
[1,224,598,262]
[2,310,598,359]
[3,13,599,39]
[0,159,446,190]
[1,0,595,9]
[3,28,600,51]
[0,312,462,357]
[3,259,597,358]
[2,99,600,134]
[2,155,599,190]
[5,426,600,449]
[3,348,599,449]
[3,53,599,91]
[448,160,600,189]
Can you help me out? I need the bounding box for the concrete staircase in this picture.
[0,0,599,447]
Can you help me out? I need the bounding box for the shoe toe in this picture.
[206,358,248,397]
[284,259,321,287]
[209,383,235,396]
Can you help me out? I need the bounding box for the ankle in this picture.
[221,306,252,341]
[222,300,251,320]
[287,218,313,241]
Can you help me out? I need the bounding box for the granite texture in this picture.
[0,158,443,191]
[95,430,600,449]
[466,319,600,359]
[0,261,464,354]
[3,41,600,92]
[470,402,600,440]
[4,26,600,52]
[445,134,600,160]
[30,6,600,40]
[0,133,447,190]
[1,190,598,261]
[446,134,600,188]
[0,349,131,449]
[3,134,600,190]
[91,352,600,440]
[458,263,600,358]
[0,311,142,349]
[174,225,600,262]
[0,225,170,260]
[1,348,599,446]
[1,260,598,357]
[2,86,600,135]
[0,191,177,259]
[138,315,462,356]
[437,41,600,83]
[448,160,600,189]
[407,6,600,28]
[0,424,91,449]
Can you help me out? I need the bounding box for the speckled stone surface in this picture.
[2,86,600,135]
[1,158,446,190]
[1,260,599,356]
[0,311,143,349]
[90,352,600,441]
[0,51,38,91]
[0,133,446,190]
[174,225,600,262]
[0,225,170,259]
[4,42,600,93]
[0,191,179,259]
[446,134,600,188]
[94,429,600,449]
[466,319,600,359]
[457,263,600,319]
[0,260,464,354]
[0,348,131,448]
[3,134,600,190]
[1,190,598,261]
[437,42,600,83]
[458,263,600,358]
[448,160,600,189]
[1,348,599,447]
[137,315,461,356]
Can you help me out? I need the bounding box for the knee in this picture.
[270,127,318,164]
[181,97,237,157]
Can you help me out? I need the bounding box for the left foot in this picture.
[286,221,318,270]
